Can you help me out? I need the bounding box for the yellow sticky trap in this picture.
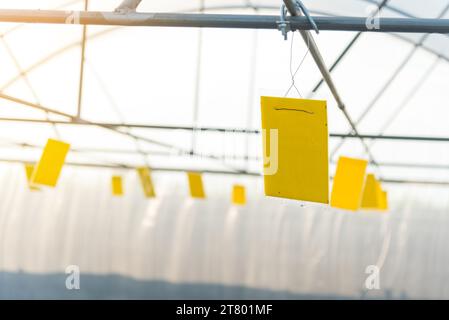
[137,167,156,198]
[187,172,206,199]
[361,174,382,209]
[330,157,368,211]
[379,190,389,211]
[111,176,124,196]
[261,96,329,204]
[375,180,384,210]
[232,185,246,205]
[31,139,70,187]
[24,164,40,191]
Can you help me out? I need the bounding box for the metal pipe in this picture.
[2,117,449,143]
[0,93,253,173]
[0,10,448,33]
[2,141,448,171]
[76,0,89,118]
[190,0,205,155]
[330,133,449,143]
[0,92,244,171]
[3,7,449,94]
[1,157,449,186]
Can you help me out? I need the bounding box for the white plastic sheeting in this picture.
[1,164,449,299]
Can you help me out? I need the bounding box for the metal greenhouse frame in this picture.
[0,0,449,185]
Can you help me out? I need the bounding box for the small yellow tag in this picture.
[379,190,389,211]
[31,139,70,187]
[187,172,206,199]
[137,167,156,198]
[232,185,246,205]
[361,174,382,209]
[111,176,124,196]
[330,157,368,211]
[24,164,40,191]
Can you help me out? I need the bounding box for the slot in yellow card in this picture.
[187,172,206,199]
[31,139,70,187]
[330,157,368,211]
[361,174,382,209]
[137,167,156,198]
[261,96,329,204]
[232,185,246,205]
[112,176,124,196]
[24,164,40,191]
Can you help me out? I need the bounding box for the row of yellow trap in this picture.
[23,96,387,212]
[111,171,247,205]
[23,139,247,205]
[331,157,388,211]
[261,96,388,212]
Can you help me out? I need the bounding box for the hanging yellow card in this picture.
[31,139,70,187]
[111,176,124,196]
[379,190,389,211]
[24,164,40,191]
[361,174,382,209]
[261,96,329,204]
[232,185,246,205]
[137,167,156,198]
[330,157,368,211]
[187,172,206,199]
[375,180,384,210]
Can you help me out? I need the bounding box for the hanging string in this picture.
[284,31,310,98]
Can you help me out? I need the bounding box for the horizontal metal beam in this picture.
[0,10,448,33]
[1,117,449,143]
[0,93,249,173]
[330,133,449,143]
[3,134,449,173]
[1,157,449,186]
[2,141,448,171]
[379,178,449,186]
[2,11,449,98]
[375,161,449,170]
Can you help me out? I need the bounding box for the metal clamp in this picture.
[277,4,290,40]
[277,0,319,40]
